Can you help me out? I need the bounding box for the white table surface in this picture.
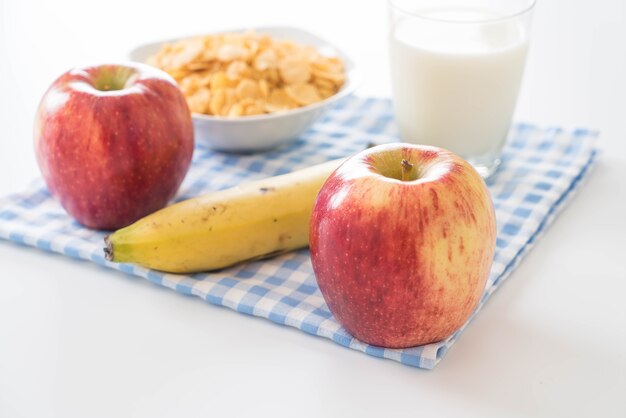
[1,1,625,417]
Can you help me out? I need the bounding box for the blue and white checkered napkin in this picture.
[0,96,597,369]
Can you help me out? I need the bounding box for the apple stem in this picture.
[401,159,414,181]
[93,66,137,92]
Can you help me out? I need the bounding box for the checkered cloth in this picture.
[0,96,597,369]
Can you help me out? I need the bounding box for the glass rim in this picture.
[388,0,536,24]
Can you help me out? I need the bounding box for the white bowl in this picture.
[129,26,359,152]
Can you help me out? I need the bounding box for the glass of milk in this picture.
[388,0,535,177]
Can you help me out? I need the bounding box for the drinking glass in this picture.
[388,0,535,177]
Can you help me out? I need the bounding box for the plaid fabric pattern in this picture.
[0,97,597,369]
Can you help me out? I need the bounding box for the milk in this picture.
[389,8,529,165]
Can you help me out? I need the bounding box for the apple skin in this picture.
[309,143,496,348]
[34,63,194,230]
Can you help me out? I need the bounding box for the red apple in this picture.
[309,143,496,348]
[34,63,194,230]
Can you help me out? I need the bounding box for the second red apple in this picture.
[309,143,496,348]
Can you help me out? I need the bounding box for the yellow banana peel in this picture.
[104,158,343,273]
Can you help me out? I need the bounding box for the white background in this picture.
[1,0,625,417]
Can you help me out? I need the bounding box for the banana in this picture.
[104,158,344,273]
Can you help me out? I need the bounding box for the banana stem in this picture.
[104,236,113,261]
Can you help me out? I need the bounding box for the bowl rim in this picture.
[129,25,361,124]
